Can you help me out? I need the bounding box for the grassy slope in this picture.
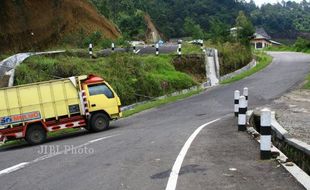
[15,53,197,106]
[265,46,310,54]
[220,52,272,84]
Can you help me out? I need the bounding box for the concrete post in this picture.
[133,44,136,53]
[156,43,159,56]
[178,42,182,56]
[243,87,248,112]
[238,96,247,131]
[234,90,240,117]
[112,43,115,52]
[260,108,272,160]
[89,43,93,58]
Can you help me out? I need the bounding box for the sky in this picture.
[249,0,303,6]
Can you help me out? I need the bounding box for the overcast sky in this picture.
[249,0,303,6]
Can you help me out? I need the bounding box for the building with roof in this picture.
[251,28,281,49]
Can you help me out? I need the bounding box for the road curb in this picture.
[121,83,210,112]
[220,59,257,81]
[246,110,310,190]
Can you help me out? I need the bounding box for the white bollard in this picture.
[111,43,115,52]
[89,43,93,58]
[243,87,248,112]
[238,96,247,131]
[234,90,240,117]
[260,108,272,160]
[178,41,182,56]
[156,43,159,56]
[133,44,136,53]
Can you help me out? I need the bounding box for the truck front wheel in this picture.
[90,113,110,132]
[25,125,47,145]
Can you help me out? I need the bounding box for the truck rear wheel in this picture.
[25,124,47,145]
[90,113,110,132]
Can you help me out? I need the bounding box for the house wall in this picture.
[250,39,272,49]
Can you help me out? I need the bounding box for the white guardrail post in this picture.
[238,96,247,131]
[260,108,272,160]
[111,43,115,52]
[156,43,159,56]
[89,43,93,58]
[178,40,182,56]
[243,87,248,112]
[234,90,240,117]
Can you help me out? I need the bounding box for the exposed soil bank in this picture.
[0,0,120,52]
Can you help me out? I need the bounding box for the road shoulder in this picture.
[177,116,304,190]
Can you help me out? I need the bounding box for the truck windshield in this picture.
[88,84,114,98]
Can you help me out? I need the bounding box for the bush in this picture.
[294,37,310,52]
[218,42,253,76]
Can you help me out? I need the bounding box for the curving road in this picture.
[0,52,309,190]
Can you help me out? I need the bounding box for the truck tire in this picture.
[25,125,47,145]
[90,113,110,132]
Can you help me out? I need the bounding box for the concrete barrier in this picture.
[0,50,65,87]
[250,110,310,174]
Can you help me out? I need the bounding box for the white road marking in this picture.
[88,134,120,143]
[165,118,222,190]
[0,162,29,176]
[135,49,141,54]
[0,134,120,176]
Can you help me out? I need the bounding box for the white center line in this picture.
[165,118,222,190]
[0,134,120,177]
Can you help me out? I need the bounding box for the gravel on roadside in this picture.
[271,89,310,144]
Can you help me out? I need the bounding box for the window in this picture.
[256,42,263,49]
[88,84,114,98]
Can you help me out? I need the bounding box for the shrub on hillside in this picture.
[218,42,253,76]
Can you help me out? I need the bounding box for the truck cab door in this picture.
[86,83,119,115]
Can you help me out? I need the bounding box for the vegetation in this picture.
[220,52,272,84]
[249,1,310,39]
[265,37,310,53]
[304,74,310,89]
[62,30,129,49]
[216,42,253,76]
[15,54,197,105]
[89,0,310,41]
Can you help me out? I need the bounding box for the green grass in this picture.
[265,46,310,54]
[0,54,10,61]
[0,139,26,149]
[181,43,203,54]
[15,53,197,106]
[123,89,203,117]
[220,52,272,84]
[303,74,310,89]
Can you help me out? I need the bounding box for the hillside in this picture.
[91,0,310,41]
[0,0,120,52]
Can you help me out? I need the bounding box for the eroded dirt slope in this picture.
[0,0,120,52]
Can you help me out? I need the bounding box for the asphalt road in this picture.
[0,52,309,190]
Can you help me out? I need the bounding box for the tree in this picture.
[235,11,254,46]
[208,18,230,43]
[183,17,205,39]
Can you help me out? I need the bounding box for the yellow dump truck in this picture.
[0,75,122,145]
